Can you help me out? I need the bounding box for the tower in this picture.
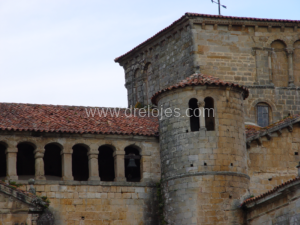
[151,74,250,225]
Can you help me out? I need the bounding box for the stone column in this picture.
[113,151,126,182]
[88,150,100,181]
[5,147,18,180]
[61,150,74,181]
[268,49,273,84]
[198,100,206,130]
[34,149,46,180]
[286,47,295,87]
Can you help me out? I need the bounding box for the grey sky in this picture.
[0,0,299,107]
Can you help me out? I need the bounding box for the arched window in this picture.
[98,145,115,181]
[204,97,215,131]
[0,142,7,179]
[17,143,35,180]
[124,146,141,182]
[293,40,300,86]
[44,143,62,180]
[72,144,89,181]
[271,40,288,87]
[189,98,200,132]
[256,103,271,127]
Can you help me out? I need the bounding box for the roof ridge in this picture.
[151,73,249,105]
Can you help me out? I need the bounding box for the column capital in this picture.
[113,151,125,157]
[34,149,45,159]
[286,47,295,55]
[5,148,18,154]
[197,101,205,108]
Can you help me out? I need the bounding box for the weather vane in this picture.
[211,0,227,15]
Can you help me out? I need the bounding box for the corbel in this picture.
[256,137,262,145]
[277,129,282,136]
[268,26,272,33]
[288,124,293,132]
[246,141,251,149]
[266,133,272,140]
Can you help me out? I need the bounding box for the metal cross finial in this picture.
[211,0,227,15]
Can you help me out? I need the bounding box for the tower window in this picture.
[189,98,200,132]
[204,97,215,131]
[256,103,270,127]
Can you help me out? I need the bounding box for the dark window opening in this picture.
[295,152,299,156]
[204,163,207,166]
[204,97,215,131]
[0,143,7,178]
[98,145,115,181]
[17,143,35,179]
[125,146,141,182]
[72,145,89,181]
[44,143,62,180]
[189,98,200,132]
[257,103,269,127]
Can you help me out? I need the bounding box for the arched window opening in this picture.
[72,144,89,181]
[256,103,271,127]
[44,143,62,180]
[124,146,141,182]
[143,63,152,105]
[271,40,288,87]
[204,97,215,131]
[293,40,300,86]
[189,98,200,132]
[0,143,7,179]
[17,143,35,180]
[98,145,115,181]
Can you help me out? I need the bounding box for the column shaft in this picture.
[114,151,126,182]
[34,149,46,180]
[61,152,74,181]
[88,152,100,181]
[5,148,18,180]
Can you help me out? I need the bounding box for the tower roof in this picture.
[151,73,249,105]
[115,13,300,62]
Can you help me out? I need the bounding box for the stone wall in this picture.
[248,125,300,195]
[157,86,249,224]
[120,19,194,107]
[117,15,300,123]
[245,182,300,225]
[16,183,157,225]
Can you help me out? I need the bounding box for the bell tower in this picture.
[152,74,250,225]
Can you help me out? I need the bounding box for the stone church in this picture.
[1,13,300,225]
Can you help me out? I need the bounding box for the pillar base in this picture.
[114,177,126,182]
[6,176,18,181]
[35,176,46,180]
[62,176,74,181]
[88,176,100,181]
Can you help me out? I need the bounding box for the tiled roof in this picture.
[115,13,300,62]
[151,73,249,105]
[246,114,300,140]
[0,103,159,136]
[242,176,300,206]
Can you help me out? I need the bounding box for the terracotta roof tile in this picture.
[151,73,249,105]
[246,114,300,139]
[242,176,300,206]
[115,13,300,62]
[0,103,159,136]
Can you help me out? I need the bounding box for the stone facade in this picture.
[245,180,300,225]
[248,125,300,195]
[157,85,249,224]
[116,14,300,123]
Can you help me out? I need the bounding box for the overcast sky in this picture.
[0,0,299,107]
